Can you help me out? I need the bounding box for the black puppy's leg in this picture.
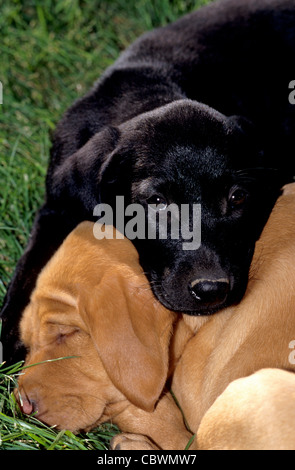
[0,204,83,364]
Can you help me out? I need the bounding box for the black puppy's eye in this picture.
[228,188,247,209]
[147,195,167,210]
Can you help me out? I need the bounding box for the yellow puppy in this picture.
[16,223,191,449]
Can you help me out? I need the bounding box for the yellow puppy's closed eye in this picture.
[56,327,81,345]
[45,323,81,345]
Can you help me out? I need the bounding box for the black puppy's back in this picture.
[51,0,295,179]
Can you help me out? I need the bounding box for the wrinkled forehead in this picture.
[27,286,80,327]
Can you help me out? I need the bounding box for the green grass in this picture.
[0,0,214,450]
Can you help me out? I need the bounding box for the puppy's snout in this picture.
[189,278,230,308]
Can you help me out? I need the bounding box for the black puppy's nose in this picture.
[189,279,229,307]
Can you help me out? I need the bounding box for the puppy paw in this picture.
[110,433,160,450]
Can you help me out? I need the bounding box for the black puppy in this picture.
[2,0,295,362]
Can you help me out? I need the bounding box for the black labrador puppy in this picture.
[2,0,295,363]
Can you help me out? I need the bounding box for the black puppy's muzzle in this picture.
[188,278,230,309]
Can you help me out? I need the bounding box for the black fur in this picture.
[1,0,295,363]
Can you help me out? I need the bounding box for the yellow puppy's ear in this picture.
[79,269,174,412]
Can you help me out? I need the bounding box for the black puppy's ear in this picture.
[227,115,287,189]
[227,115,258,138]
[50,126,121,211]
[99,144,133,206]
[227,114,267,165]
